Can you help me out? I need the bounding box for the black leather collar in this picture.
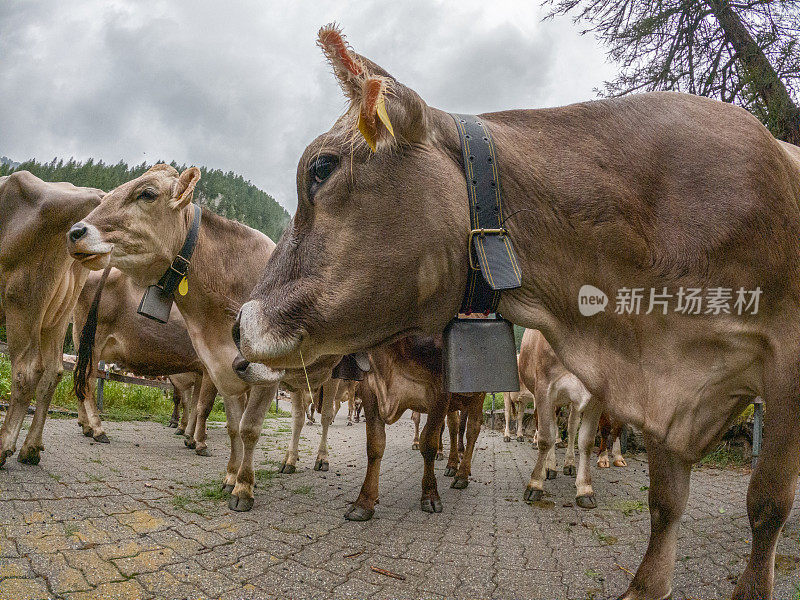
[449,114,522,313]
[137,204,202,323]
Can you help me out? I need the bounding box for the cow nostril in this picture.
[232,353,250,374]
[68,223,88,243]
[232,310,242,349]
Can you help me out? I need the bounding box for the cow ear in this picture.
[171,167,200,209]
[317,24,431,151]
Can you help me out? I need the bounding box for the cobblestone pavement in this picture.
[0,412,798,600]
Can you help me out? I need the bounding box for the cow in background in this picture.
[0,172,103,466]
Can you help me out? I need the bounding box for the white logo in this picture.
[578,285,608,316]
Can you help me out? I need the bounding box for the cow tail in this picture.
[74,264,111,401]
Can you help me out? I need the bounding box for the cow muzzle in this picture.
[68,222,113,270]
[232,351,285,384]
[234,300,303,367]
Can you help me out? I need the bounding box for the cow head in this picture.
[236,25,470,370]
[67,164,201,285]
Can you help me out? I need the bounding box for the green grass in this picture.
[255,469,277,484]
[292,485,312,496]
[612,499,647,516]
[699,445,748,468]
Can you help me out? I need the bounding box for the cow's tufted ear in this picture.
[171,167,201,209]
[318,24,431,151]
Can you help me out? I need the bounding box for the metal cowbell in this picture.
[442,317,520,393]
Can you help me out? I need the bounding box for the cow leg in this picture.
[458,410,467,454]
[503,395,513,442]
[612,434,627,467]
[182,382,198,440]
[18,330,64,464]
[169,388,181,428]
[575,400,602,509]
[222,394,245,493]
[355,402,362,422]
[524,400,556,502]
[597,415,611,468]
[420,397,448,513]
[452,399,483,489]
[229,384,275,512]
[732,372,800,600]
[345,389,385,521]
[280,391,306,473]
[314,380,337,471]
[515,398,525,441]
[436,417,445,461]
[618,436,691,600]
[444,411,459,477]
[306,401,315,425]
[411,410,421,450]
[346,388,354,426]
[563,404,580,476]
[178,386,191,433]
[80,377,106,440]
[191,377,217,457]
[0,320,42,466]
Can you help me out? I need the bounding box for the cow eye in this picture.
[137,189,157,202]
[310,155,338,186]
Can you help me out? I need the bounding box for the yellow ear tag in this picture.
[375,95,395,139]
[178,276,188,296]
[357,113,377,152]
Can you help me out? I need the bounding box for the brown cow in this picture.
[597,413,627,468]
[72,267,217,452]
[346,337,484,521]
[67,165,340,511]
[0,172,103,466]
[236,26,800,600]
[519,328,603,508]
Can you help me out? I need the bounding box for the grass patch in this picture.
[612,500,647,516]
[699,445,748,469]
[196,479,229,501]
[172,494,207,515]
[64,523,79,537]
[255,469,277,484]
[292,485,312,496]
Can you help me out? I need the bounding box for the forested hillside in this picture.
[0,157,290,241]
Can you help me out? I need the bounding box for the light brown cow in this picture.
[72,267,217,452]
[237,26,800,600]
[346,337,484,521]
[519,328,603,508]
[0,172,103,466]
[67,165,341,511]
[504,375,534,443]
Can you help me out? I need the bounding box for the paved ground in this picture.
[0,412,798,600]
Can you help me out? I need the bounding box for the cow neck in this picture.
[176,209,273,319]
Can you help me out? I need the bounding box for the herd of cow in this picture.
[2,23,800,600]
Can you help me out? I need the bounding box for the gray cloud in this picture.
[0,0,615,212]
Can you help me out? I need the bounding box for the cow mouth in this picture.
[71,249,112,270]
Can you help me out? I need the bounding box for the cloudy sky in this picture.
[0,1,615,211]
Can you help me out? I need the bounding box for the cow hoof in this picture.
[17,448,41,465]
[443,467,457,477]
[576,494,598,509]
[523,486,543,502]
[614,458,628,467]
[411,442,419,450]
[344,505,374,521]
[517,436,525,442]
[93,433,110,444]
[314,459,329,472]
[597,458,610,468]
[435,452,444,461]
[82,428,93,438]
[0,449,13,468]
[168,421,178,428]
[184,439,196,449]
[306,419,314,426]
[221,484,234,493]
[347,421,353,426]
[175,428,185,436]
[563,464,576,477]
[451,477,469,490]
[420,497,443,513]
[228,494,254,512]
[279,463,296,474]
[195,447,211,457]
[503,436,511,442]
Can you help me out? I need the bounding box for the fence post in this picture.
[751,397,764,470]
[96,361,105,412]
